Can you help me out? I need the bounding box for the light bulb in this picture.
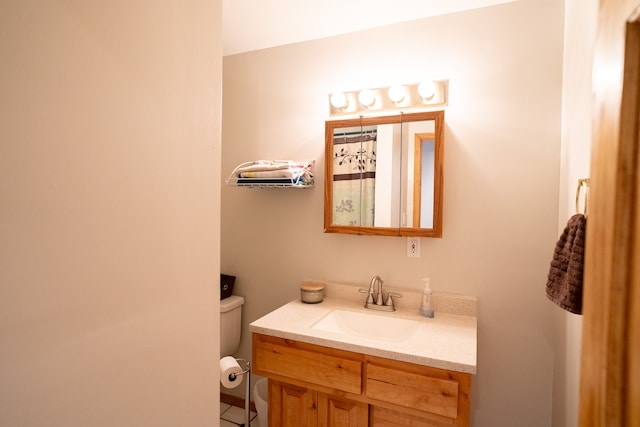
[418,81,436,99]
[358,89,376,107]
[330,92,348,109]
[388,85,405,103]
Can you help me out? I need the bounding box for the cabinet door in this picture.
[269,380,317,427]
[317,392,368,427]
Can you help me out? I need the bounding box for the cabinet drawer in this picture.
[254,335,362,394]
[370,405,456,427]
[366,363,459,420]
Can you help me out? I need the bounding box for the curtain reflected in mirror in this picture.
[332,127,377,226]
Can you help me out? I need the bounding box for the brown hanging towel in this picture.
[545,213,587,314]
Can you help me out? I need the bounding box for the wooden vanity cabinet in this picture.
[253,333,471,427]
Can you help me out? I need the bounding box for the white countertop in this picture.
[249,282,477,374]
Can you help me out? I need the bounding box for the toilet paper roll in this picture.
[219,356,243,389]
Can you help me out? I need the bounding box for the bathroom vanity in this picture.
[250,283,477,426]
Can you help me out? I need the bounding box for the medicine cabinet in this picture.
[324,111,444,237]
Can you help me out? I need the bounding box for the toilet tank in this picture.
[220,295,244,357]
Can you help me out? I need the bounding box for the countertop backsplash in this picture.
[321,281,477,317]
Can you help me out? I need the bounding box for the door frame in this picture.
[579,1,640,425]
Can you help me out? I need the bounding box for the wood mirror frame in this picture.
[324,110,444,237]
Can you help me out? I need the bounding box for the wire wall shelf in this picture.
[226,160,315,189]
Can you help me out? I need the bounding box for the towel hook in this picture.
[575,178,590,217]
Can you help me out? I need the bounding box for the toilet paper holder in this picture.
[226,358,251,427]
[226,358,250,382]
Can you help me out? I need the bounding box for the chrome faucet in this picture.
[371,275,384,305]
[359,275,402,312]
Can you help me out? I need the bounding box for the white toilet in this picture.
[220,295,244,357]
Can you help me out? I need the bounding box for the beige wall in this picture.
[222,0,563,425]
[0,1,222,426]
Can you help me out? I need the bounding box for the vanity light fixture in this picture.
[330,91,349,109]
[358,89,376,107]
[328,79,448,116]
[388,85,406,103]
[418,80,436,100]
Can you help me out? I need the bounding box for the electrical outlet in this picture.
[407,237,420,258]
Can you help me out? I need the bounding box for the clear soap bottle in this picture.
[419,277,434,318]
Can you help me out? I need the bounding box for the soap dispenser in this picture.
[419,277,434,318]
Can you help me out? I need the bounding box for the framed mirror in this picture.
[324,110,444,237]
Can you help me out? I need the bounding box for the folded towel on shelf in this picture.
[237,178,299,185]
[235,160,308,174]
[239,169,304,179]
[232,160,314,186]
[545,213,587,314]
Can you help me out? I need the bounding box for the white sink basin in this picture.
[311,309,419,343]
